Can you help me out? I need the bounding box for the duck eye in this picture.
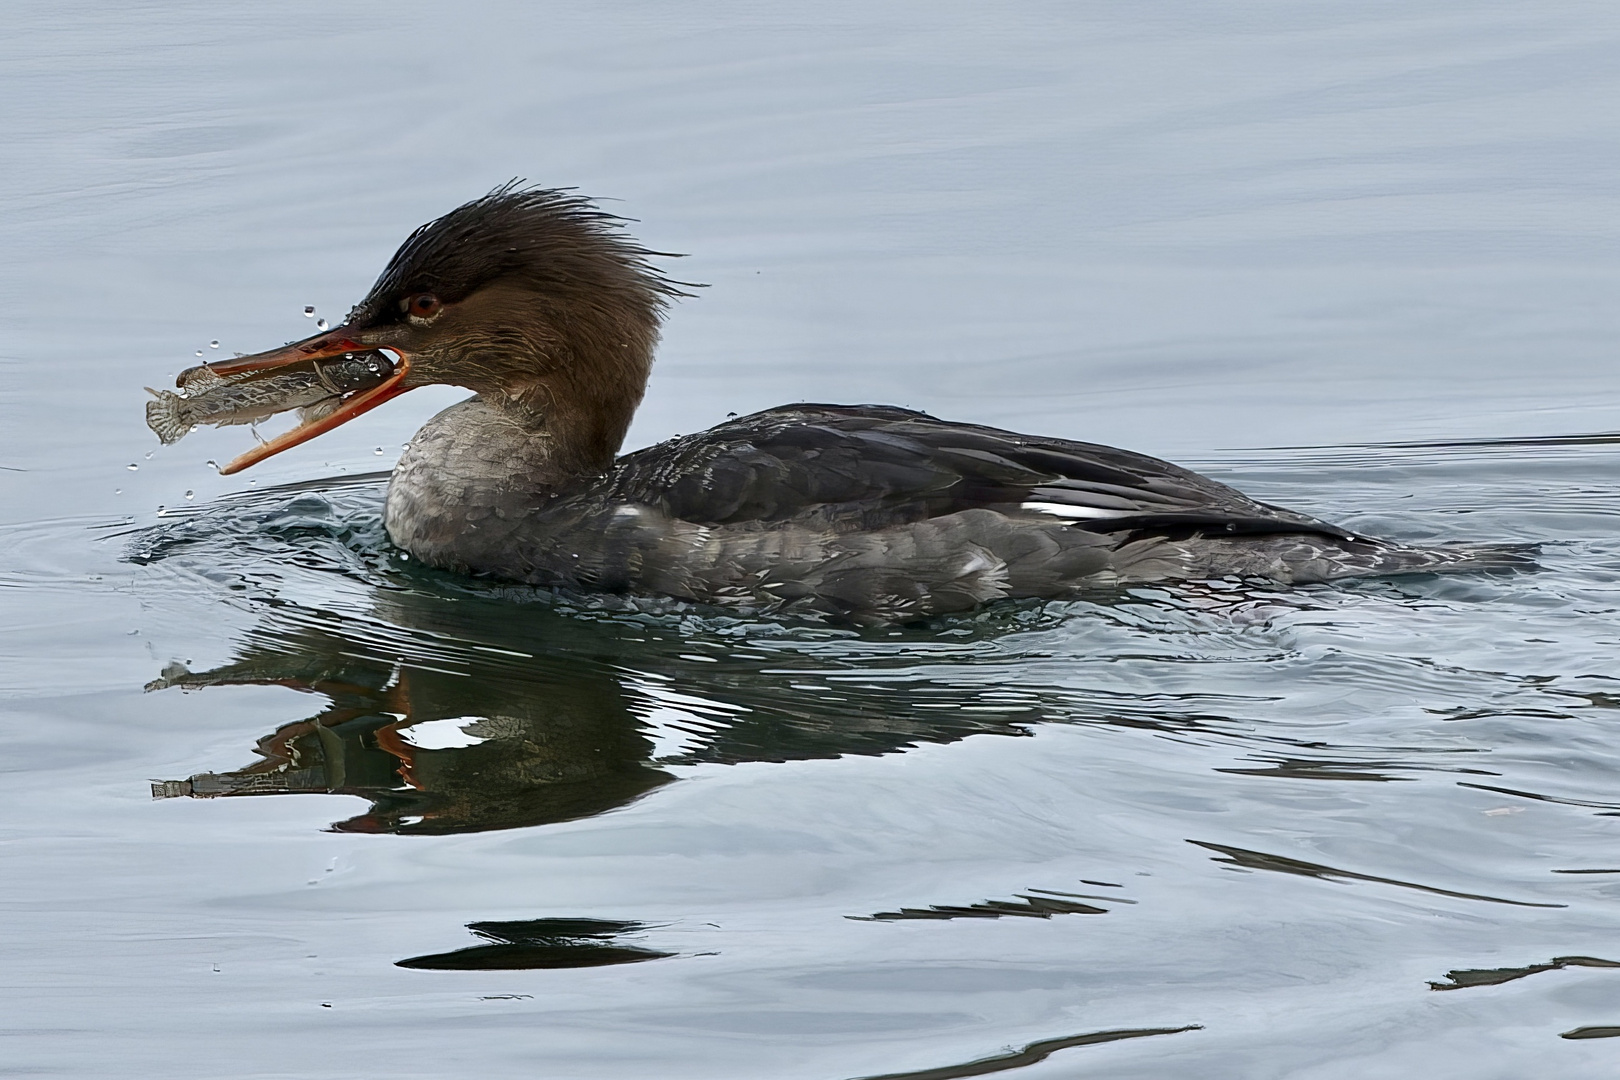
[401,293,442,319]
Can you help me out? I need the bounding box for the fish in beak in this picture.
[166,327,415,475]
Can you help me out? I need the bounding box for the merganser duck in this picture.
[188,185,1525,623]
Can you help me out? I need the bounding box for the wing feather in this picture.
[604,405,1354,541]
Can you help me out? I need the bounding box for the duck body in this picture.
[386,397,1517,623]
[189,185,1525,623]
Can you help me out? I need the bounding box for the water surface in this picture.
[4,4,1620,1077]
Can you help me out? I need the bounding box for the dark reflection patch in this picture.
[1428,955,1620,991]
[397,918,674,970]
[849,887,1129,922]
[1216,756,1416,782]
[1561,1026,1620,1040]
[1216,754,1497,783]
[1188,840,1565,908]
[1457,780,1620,812]
[853,1025,1200,1080]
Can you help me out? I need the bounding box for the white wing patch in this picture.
[397,717,491,750]
[1019,501,1128,521]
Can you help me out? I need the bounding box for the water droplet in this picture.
[184,490,194,501]
[248,479,257,486]
[401,443,411,451]
[156,505,166,516]
[195,350,203,357]
[374,446,383,455]
[209,340,220,349]
[126,463,138,471]
[303,306,316,317]
[206,460,218,471]
[144,452,153,459]
[316,318,329,331]
[343,352,354,361]
[114,488,122,495]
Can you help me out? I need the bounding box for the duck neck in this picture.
[503,356,647,477]
[414,287,658,477]
[384,296,661,571]
[383,359,649,575]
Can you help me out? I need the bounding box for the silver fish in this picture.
[145,353,394,445]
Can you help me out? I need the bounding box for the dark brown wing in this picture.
[603,404,1355,541]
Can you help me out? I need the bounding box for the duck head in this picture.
[205,185,684,475]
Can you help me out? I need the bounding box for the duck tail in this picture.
[1113,533,1540,585]
[1363,540,1540,576]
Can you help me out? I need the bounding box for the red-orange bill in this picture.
[194,329,414,475]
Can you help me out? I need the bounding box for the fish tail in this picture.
[144,388,195,445]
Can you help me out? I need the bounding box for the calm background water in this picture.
[4,4,1620,1077]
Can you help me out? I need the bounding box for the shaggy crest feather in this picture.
[346,182,689,328]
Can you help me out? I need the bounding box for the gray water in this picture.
[4,4,1620,1077]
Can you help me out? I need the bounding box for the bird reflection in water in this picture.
[148,624,674,835]
[144,573,1046,837]
[142,576,1053,969]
